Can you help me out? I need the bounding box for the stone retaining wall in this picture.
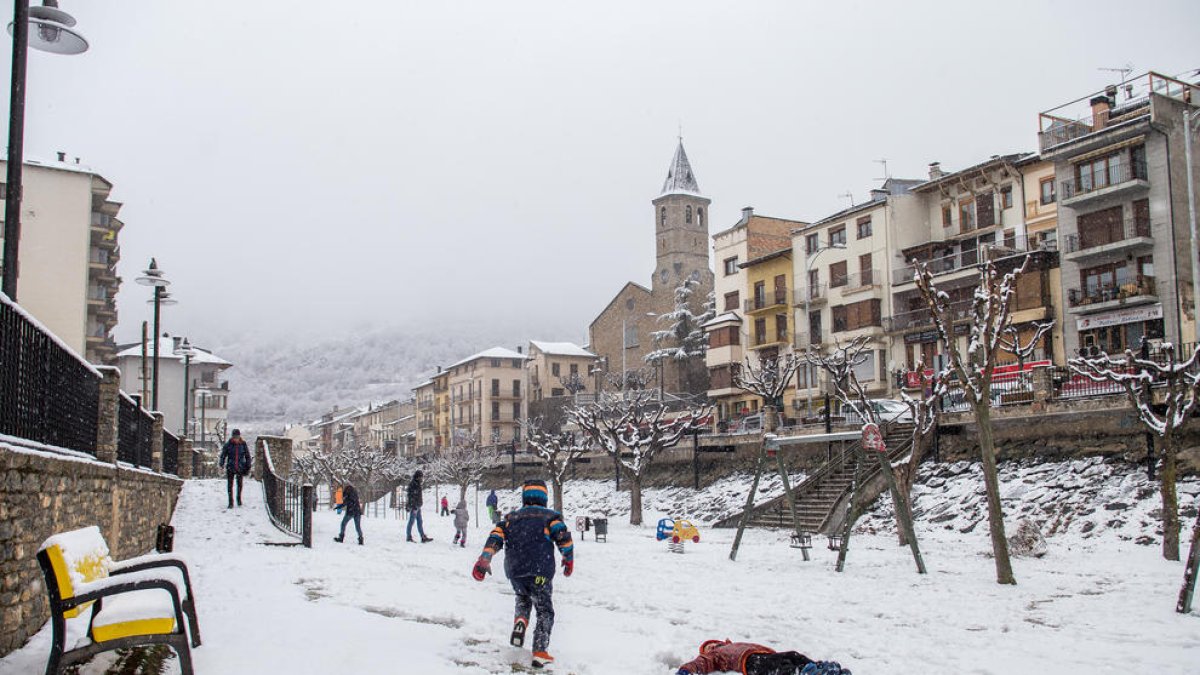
[0,444,182,657]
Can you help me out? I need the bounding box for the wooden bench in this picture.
[36,526,201,675]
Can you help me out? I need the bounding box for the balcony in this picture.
[418,419,434,430]
[1063,216,1153,260]
[893,236,1040,286]
[1060,160,1148,206]
[830,269,880,294]
[744,291,789,314]
[489,391,522,400]
[793,284,827,306]
[750,329,789,350]
[1067,275,1157,314]
[792,332,824,350]
[418,399,434,411]
[883,300,973,333]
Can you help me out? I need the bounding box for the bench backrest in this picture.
[38,526,113,618]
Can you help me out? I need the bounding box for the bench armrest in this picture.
[69,576,185,618]
[111,554,194,600]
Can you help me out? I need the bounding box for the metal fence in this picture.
[260,439,312,547]
[117,393,154,468]
[0,294,100,455]
[162,431,179,475]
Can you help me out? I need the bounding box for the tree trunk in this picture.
[763,404,778,433]
[976,402,1016,585]
[458,482,469,504]
[895,434,926,547]
[1160,433,1181,561]
[552,474,565,514]
[629,471,643,525]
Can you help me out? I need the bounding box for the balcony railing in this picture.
[830,269,880,292]
[883,300,974,333]
[1060,160,1147,201]
[745,292,789,313]
[1067,275,1156,308]
[893,236,1043,286]
[792,332,823,349]
[751,329,789,348]
[1063,216,1152,254]
[793,284,826,305]
[418,399,434,411]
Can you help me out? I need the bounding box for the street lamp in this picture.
[646,311,664,397]
[2,1,87,299]
[174,336,196,438]
[802,243,846,418]
[136,259,171,411]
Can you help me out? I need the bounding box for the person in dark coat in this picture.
[406,470,432,543]
[472,479,573,670]
[334,483,364,545]
[675,640,849,675]
[218,430,251,508]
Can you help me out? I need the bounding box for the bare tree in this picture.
[732,352,801,432]
[894,365,945,547]
[1068,344,1200,561]
[570,391,711,525]
[522,417,589,513]
[557,372,588,397]
[913,254,1053,585]
[428,431,498,502]
[803,336,879,425]
[294,437,409,507]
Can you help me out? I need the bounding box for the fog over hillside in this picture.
[210,323,555,433]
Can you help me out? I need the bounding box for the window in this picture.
[491,379,500,396]
[1000,185,1013,209]
[775,314,788,342]
[754,318,767,345]
[959,198,976,231]
[942,204,953,227]
[831,299,882,332]
[685,206,692,223]
[808,269,819,291]
[660,207,666,226]
[551,388,564,397]
[856,216,872,239]
[512,402,520,420]
[551,363,561,377]
[805,233,819,254]
[723,256,739,275]
[1040,177,1056,205]
[709,326,740,348]
[1078,205,1124,249]
[697,208,704,228]
[753,281,766,308]
[976,193,995,228]
[773,274,787,305]
[491,359,502,367]
[624,324,638,347]
[859,253,873,286]
[724,291,739,311]
[512,380,521,396]
[569,363,578,376]
[830,261,848,288]
[829,226,847,246]
[492,402,500,420]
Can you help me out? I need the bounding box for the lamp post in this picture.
[645,311,664,398]
[175,337,196,438]
[136,259,171,411]
[2,1,88,299]
[803,243,846,418]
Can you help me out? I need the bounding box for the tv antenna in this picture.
[874,158,890,181]
[1098,63,1134,84]
[838,191,855,207]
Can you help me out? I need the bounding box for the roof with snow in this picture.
[446,347,529,370]
[702,311,743,329]
[658,140,702,197]
[114,343,232,367]
[529,341,596,358]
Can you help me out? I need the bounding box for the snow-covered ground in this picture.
[2,463,1198,674]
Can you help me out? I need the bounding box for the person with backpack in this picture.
[486,489,500,524]
[471,479,573,670]
[674,640,851,675]
[334,483,364,545]
[218,429,251,509]
[406,470,432,543]
[452,498,469,547]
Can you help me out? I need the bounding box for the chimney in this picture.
[56,151,65,162]
[516,346,523,354]
[870,188,889,202]
[436,366,442,373]
[928,162,943,180]
[1090,95,1112,131]
[741,206,754,224]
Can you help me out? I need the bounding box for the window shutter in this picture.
[976,192,995,228]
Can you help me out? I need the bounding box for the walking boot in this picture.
[334,535,344,543]
[531,651,555,669]
[509,617,527,647]
[358,536,364,545]
[406,536,415,542]
[421,536,433,543]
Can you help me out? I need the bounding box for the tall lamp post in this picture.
[175,337,196,438]
[136,259,171,410]
[645,311,664,398]
[802,243,845,418]
[2,1,87,299]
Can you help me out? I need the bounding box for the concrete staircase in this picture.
[714,422,914,534]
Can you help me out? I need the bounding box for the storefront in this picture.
[1076,303,1164,355]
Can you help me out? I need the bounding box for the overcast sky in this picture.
[7,0,1198,346]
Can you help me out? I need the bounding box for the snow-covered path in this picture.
[2,476,1197,674]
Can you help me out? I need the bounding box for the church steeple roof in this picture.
[659,140,702,197]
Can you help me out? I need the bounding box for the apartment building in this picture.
[0,155,123,364]
[526,341,597,402]
[1037,71,1200,355]
[413,379,438,454]
[438,347,529,449]
[349,399,409,452]
[114,338,233,446]
[706,208,802,424]
[889,155,1060,373]
[792,178,924,410]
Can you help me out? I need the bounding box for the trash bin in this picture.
[155,524,175,553]
[593,518,608,543]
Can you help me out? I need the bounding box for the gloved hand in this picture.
[471,557,491,581]
[562,558,574,577]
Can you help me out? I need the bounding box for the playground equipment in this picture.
[657,518,700,553]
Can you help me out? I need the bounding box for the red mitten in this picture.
[562,559,574,577]
[472,558,491,581]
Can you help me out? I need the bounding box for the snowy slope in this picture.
[2,460,1197,675]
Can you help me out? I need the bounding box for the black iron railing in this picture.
[0,294,101,455]
[1067,275,1156,307]
[1063,216,1152,254]
[117,393,154,468]
[260,439,312,547]
[1060,160,1148,200]
[162,431,179,475]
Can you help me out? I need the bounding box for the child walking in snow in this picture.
[452,499,469,547]
[472,479,574,670]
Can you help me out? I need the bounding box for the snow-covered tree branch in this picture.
[732,351,800,432]
[803,336,877,425]
[428,431,498,502]
[522,417,590,513]
[645,278,715,394]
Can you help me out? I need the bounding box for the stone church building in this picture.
[588,141,714,394]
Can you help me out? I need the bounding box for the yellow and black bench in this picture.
[36,526,201,675]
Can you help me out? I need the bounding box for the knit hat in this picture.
[521,479,548,506]
[231,429,241,437]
